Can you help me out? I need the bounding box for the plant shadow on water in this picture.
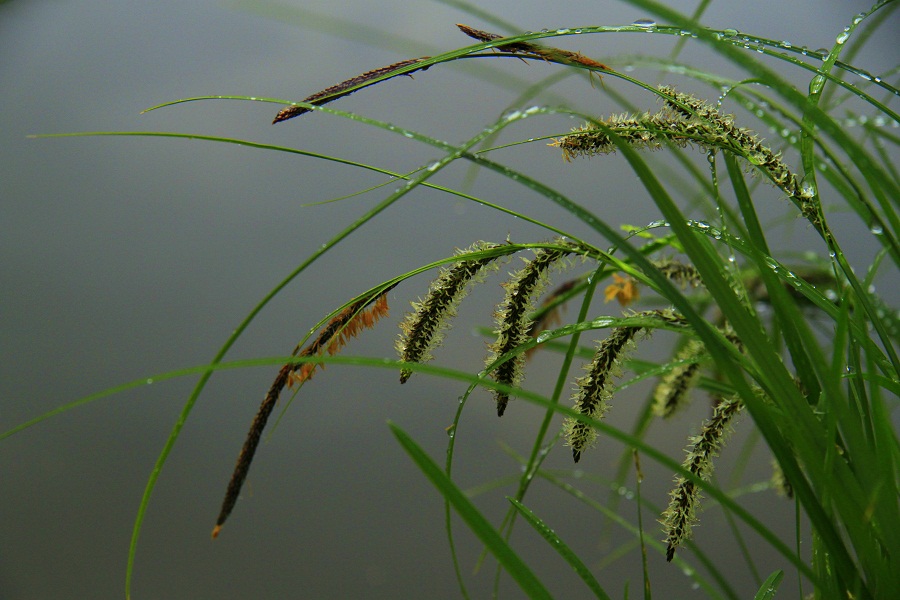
[2,0,899,598]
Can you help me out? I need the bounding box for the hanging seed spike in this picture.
[273,57,432,123]
[653,339,706,418]
[397,242,507,383]
[656,86,821,235]
[565,308,687,463]
[212,288,393,537]
[487,244,576,416]
[456,24,540,55]
[212,363,293,538]
[456,23,611,76]
[661,394,743,560]
[525,278,576,360]
[565,326,640,461]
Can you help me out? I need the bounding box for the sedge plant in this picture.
[10,1,900,598]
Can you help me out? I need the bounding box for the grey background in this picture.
[2,0,896,598]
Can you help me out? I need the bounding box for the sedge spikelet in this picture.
[653,339,707,419]
[396,242,508,383]
[213,288,392,538]
[656,85,823,235]
[525,279,577,359]
[566,309,687,462]
[653,259,703,289]
[770,458,794,499]
[550,110,704,160]
[273,57,431,123]
[565,324,642,462]
[551,86,821,235]
[289,290,392,387]
[488,241,577,416]
[661,394,743,561]
[456,24,611,71]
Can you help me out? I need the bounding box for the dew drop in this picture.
[146,378,154,385]
[836,30,850,45]
[555,28,571,34]
[722,28,738,38]
[801,182,817,197]
[632,18,656,28]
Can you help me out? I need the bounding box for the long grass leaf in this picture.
[388,423,553,599]
[753,570,784,600]
[507,498,612,600]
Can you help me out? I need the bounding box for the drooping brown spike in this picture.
[273,57,431,123]
[456,24,611,71]
[212,287,394,537]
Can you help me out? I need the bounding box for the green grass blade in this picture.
[753,570,784,600]
[507,498,612,600]
[387,423,553,600]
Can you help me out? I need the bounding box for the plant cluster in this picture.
[13,3,899,599]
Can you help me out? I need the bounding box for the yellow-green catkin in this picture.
[551,110,701,159]
[397,242,507,383]
[653,258,703,290]
[653,339,707,418]
[487,241,578,416]
[565,324,642,462]
[770,458,794,499]
[552,85,821,235]
[661,394,743,562]
[656,85,822,235]
[563,308,689,462]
